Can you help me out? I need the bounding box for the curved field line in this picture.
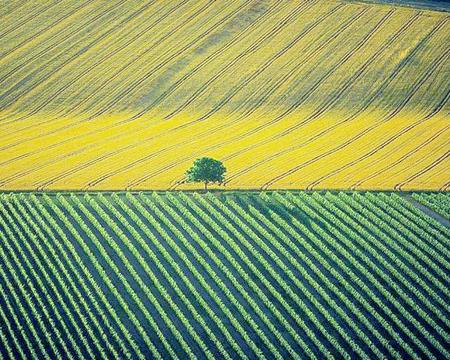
[0,0,62,40]
[85,4,362,189]
[0,0,155,111]
[259,45,449,190]
[76,0,246,121]
[0,0,197,132]
[9,0,250,126]
[215,9,412,184]
[161,1,345,121]
[95,5,386,190]
[118,0,298,122]
[102,3,360,188]
[0,1,29,22]
[0,0,125,88]
[33,0,240,122]
[24,1,321,190]
[4,0,299,140]
[197,7,403,165]
[246,17,449,188]
[304,49,450,190]
[395,150,450,191]
[187,7,416,147]
[0,0,187,128]
[188,4,367,123]
[0,0,253,157]
[155,7,419,162]
[125,7,392,189]
[0,0,95,59]
[2,7,418,191]
[351,91,450,189]
[0,1,270,185]
[235,9,418,127]
[66,0,272,121]
[249,12,445,141]
[86,0,313,122]
[0,1,315,181]
[361,135,450,190]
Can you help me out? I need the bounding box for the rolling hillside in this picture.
[0,191,449,359]
[0,0,449,190]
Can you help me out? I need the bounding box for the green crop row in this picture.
[0,191,448,359]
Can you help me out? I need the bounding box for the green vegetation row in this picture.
[412,192,450,219]
[0,191,449,359]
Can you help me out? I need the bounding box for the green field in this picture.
[0,191,448,359]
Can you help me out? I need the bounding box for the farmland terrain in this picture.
[0,191,449,359]
[0,0,449,190]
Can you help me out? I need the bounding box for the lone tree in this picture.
[185,157,226,190]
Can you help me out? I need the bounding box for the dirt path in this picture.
[402,193,450,228]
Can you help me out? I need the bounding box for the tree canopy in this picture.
[185,157,226,190]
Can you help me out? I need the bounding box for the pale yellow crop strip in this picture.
[54,6,205,115]
[268,11,434,118]
[0,1,264,180]
[270,11,424,114]
[107,4,368,188]
[90,0,294,116]
[0,1,94,65]
[0,1,190,134]
[29,0,245,119]
[4,0,320,188]
[259,17,449,189]
[1,1,152,113]
[108,0,261,114]
[11,0,203,116]
[0,0,57,40]
[8,0,172,116]
[0,0,125,90]
[0,0,448,190]
[118,0,301,121]
[305,52,450,189]
[342,117,449,187]
[173,2,359,124]
[157,1,326,109]
[0,0,29,23]
[201,7,414,136]
[0,1,171,135]
[75,0,238,117]
[160,1,333,120]
[1,0,318,129]
[0,0,246,147]
[325,14,430,114]
[241,6,383,114]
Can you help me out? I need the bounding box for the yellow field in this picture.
[0,0,448,190]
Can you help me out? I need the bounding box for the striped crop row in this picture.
[0,191,448,359]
